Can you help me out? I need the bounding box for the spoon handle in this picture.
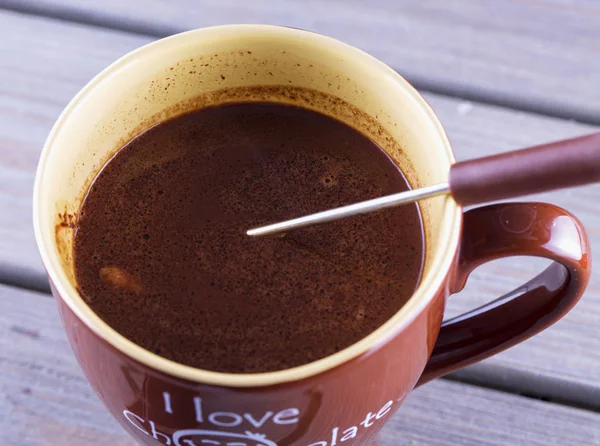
[449,132,600,206]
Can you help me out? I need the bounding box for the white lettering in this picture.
[194,397,204,422]
[163,392,173,414]
[243,411,273,428]
[272,408,300,425]
[123,410,148,435]
[360,412,376,428]
[340,426,358,442]
[331,427,339,445]
[149,420,171,444]
[208,412,243,427]
[173,429,279,446]
[307,442,327,446]
[376,400,393,419]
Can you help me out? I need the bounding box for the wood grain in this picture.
[2,283,600,446]
[0,11,150,290]
[2,0,600,123]
[2,10,600,406]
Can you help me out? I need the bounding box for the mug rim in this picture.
[33,24,462,388]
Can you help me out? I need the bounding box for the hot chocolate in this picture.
[73,102,424,373]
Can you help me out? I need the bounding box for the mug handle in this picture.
[417,202,591,385]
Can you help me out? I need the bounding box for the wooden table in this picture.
[2,1,600,444]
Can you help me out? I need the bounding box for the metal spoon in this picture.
[247,133,600,237]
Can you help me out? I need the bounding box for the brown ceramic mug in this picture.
[33,26,591,446]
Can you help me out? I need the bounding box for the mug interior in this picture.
[34,25,461,386]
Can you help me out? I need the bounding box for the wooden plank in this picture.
[2,11,600,405]
[0,11,150,290]
[2,283,600,446]
[2,0,600,123]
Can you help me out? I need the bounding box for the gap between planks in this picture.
[0,264,51,294]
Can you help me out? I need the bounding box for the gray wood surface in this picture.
[3,10,600,407]
[2,283,600,446]
[3,0,600,123]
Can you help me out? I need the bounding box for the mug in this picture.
[33,25,591,446]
